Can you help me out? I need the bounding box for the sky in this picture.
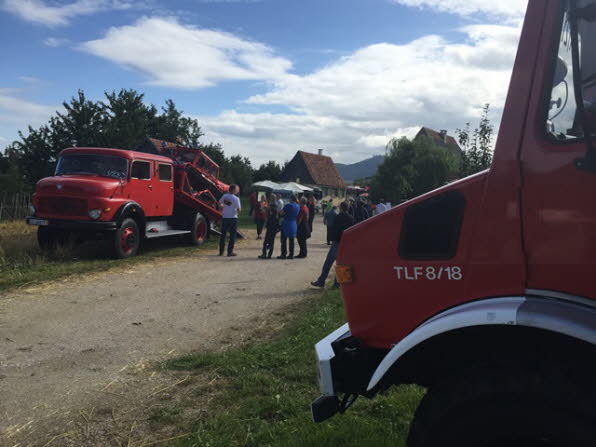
[0,0,528,166]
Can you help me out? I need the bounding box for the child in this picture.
[258,203,279,259]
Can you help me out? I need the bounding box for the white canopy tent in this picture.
[251,180,281,190]
[277,182,314,192]
[252,180,314,193]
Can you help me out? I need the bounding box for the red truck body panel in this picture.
[519,2,596,299]
[336,1,595,350]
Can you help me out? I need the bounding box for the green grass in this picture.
[164,290,425,447]
[0,219,218,292]
[238,196,254,229]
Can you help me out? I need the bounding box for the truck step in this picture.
[145,229,191,239]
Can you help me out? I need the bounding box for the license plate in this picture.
[28,218,48,226]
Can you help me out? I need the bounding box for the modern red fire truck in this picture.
[26,142,229,258]
[312,1,596,445]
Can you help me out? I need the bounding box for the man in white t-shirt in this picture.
[219,184,242,256]
[276,194,284,212]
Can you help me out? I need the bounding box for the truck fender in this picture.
[114,202,146,232]
[366,297,524,391]
[367,295,596,391]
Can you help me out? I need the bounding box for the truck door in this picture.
[154,163,174,216]
[128,160,155,216]
[521,1,596,300]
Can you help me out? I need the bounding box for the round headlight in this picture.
[29,204,36,215]
[88,209,101,220]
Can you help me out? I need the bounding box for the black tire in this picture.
[37,227,72,250]
[189,212,208,246]
[38,226,55,250]
[114,218,140,258]
[407,366,596,447]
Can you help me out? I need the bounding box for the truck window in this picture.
[131,161,151,180]
[158,164,172,181]
[547,2,596,141]
[399,191,465,260]
[55,154,128,179]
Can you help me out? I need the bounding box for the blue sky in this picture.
[0,0,527,165]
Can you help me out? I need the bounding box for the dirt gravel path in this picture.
[0,221,330,445]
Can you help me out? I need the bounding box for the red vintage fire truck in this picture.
[26,142,229,258]
[312,1,596,445]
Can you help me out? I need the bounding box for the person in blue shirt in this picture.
[278,195,300,259]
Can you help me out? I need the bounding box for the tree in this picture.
[253,160,283,182]
[0,150,25,193]
[224,155,254,193]
[353,177,371,187]
[56,89,107,148]
[200,143,227,169]
[457,104,494,177]
[5,89,213,187]
[149,99,204,147]
[370,136,457,204]
[103,89,154,149]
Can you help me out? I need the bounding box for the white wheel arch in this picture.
[367,294,596,391]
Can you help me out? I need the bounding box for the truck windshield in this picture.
[547,1,596,140]
[55,154,128,179]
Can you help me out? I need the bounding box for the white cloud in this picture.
[0,90,58,149]
[1,0,143,27]
[357,127,421,149]
[44,37,71,47]
[393,0,528,22]
[200,23,521,165]
[18,76,43,84]
[0,90,56,125]
[80,17,293,88]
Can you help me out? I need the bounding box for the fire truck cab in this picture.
[312,1,596,445]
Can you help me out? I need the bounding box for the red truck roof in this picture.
[59,147,173,164]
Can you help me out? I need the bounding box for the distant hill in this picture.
[336,155,384,182]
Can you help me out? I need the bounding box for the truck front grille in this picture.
[38,197,87,217]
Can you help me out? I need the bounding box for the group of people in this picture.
[322,196,384,245]
[218,186,381,287]
[252,193,317,260]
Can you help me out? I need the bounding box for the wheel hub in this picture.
[121,227,136,253]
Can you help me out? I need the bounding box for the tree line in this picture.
[1,88,494,201]
[369,104,494,204]
[0,89,284,194]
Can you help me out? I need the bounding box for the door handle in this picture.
[148,184,153,190]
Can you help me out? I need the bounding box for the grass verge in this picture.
[0,196,260,292]
[0,220,220,292]
[164,290,424,447]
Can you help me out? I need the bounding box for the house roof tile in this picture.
[296,151,345,188]
[416,127,462,158]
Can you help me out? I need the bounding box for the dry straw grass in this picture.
[0,220,39,262]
